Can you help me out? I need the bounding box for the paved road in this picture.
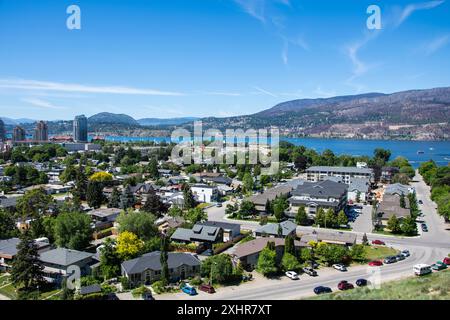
[349,205,373,234]
[156,172,449,300]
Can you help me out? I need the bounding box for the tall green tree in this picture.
[337,210,348,227]
[16,188,54,219]
[242,172,254,194]
[0,209,18,239]
[295,205,308,226]
[201,254,235,284]
[401,216,418,236]
[99,238,121,280]
[141,186,167,217]
[284,234,295,256]
[147,158,160,179]
[53,212,92,250]
[387,215,402,234]
[182,184,196,209]
[10,231,45,298]
[119,186,136,210]
[108,187,121,208]
[117,211,157,241]
[256,245,278,277]
[86,181,105,209]
[160,235,170,285]
[281,252,301,272]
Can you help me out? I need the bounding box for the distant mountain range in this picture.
[1,87,449,140]
[0,117,36,125]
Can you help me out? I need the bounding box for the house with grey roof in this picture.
[0,237,51,270]
[39,248,97,284]
[121,251,201,286]
[288,180,348,217]
[254,221,297,238]
[299,230,357,246]
[232,237,306,270]
[247,183,298,212]
[197,221,241,242]
[170,223,224,245]
[347,177,371,203]
[375,194,411,227]
[384,183,414,196]
[306,166,374,184]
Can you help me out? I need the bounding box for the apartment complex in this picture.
[306,166,374,184]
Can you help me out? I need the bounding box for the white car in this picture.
[285,271,299,280]
[401,250,410,257]
[332,264,347,272]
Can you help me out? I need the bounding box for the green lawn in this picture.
[307,269,450,300]
[0,283,17,299]
[364,245,399,261]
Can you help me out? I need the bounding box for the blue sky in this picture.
[0,0,449,120]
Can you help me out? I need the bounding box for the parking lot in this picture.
[348,204,373,234]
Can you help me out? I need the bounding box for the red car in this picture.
[443,257,450,265]
[368,260,383,267]
[372,240,386,245]
[198,284,215,294]
[338,281,354,291]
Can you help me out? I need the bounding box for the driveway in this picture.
[350,205,373,234]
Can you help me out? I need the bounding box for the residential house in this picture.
[191,184,219,203]
[170,224,223,247]
[288,180,348,217]
[306,166,374,184]
[197,221,241,242]
[384,183,414,196]
[298,230,357,246]
[0,238,51,271]
[347,177,371,203]
[232,237,305,271]
[375,194,411,226]
[39,248,97,284]
[88,208,121,231]
[247,183,296,213]
[254,221,297,238]
[121,251,201,286]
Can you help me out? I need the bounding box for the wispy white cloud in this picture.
[234,0,267,23]
[0,78,184,96]
[21,97,67,110]
[196,91,242,97]
[252,86,278,97]
[396,0,445,27]
[422,34,450,55]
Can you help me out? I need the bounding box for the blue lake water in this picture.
[99,136,450,168]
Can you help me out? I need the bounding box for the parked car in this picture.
[306,260,319,269]
[421,223,428,232]
[216,203,222,207]
[368,260,383,267]
[198,284,215,294]
[242,274,253,281]
[401,250,410,257]
[443,257,450,265]
[338,280,354,291]
[383,256,397,264]
[431,261,448,271]
[356,279,368,287]
[313,286,332,295]
[414,264,432,276]
[418,200,423,204]
[285,271,300,280]
[106,293,119,300]
[395,254,406,261]
[372,240,385,245]
[181,285,197,296]
[302,267,318,277]
[332,264,347,272]
[142,292,155,300]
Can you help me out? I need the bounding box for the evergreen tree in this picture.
[337,210,348,227]
[362,233,369,245]
[284,234,295,255]
[86,181,105,209]
[295,205,308,226]
[265,199,273,215]
[10,231,44,297]
[119,186,136,210]
[160,235,169,285]
[400,193,406,209]
[182,184,196,209]
[0,209,18,239]
[315,207,325,226]
[141,186,167,217]
[147,158,160,179]
[74,168,88,201]
[108,187,121,208]
[99,238,121,280]
[387,215,402,234]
